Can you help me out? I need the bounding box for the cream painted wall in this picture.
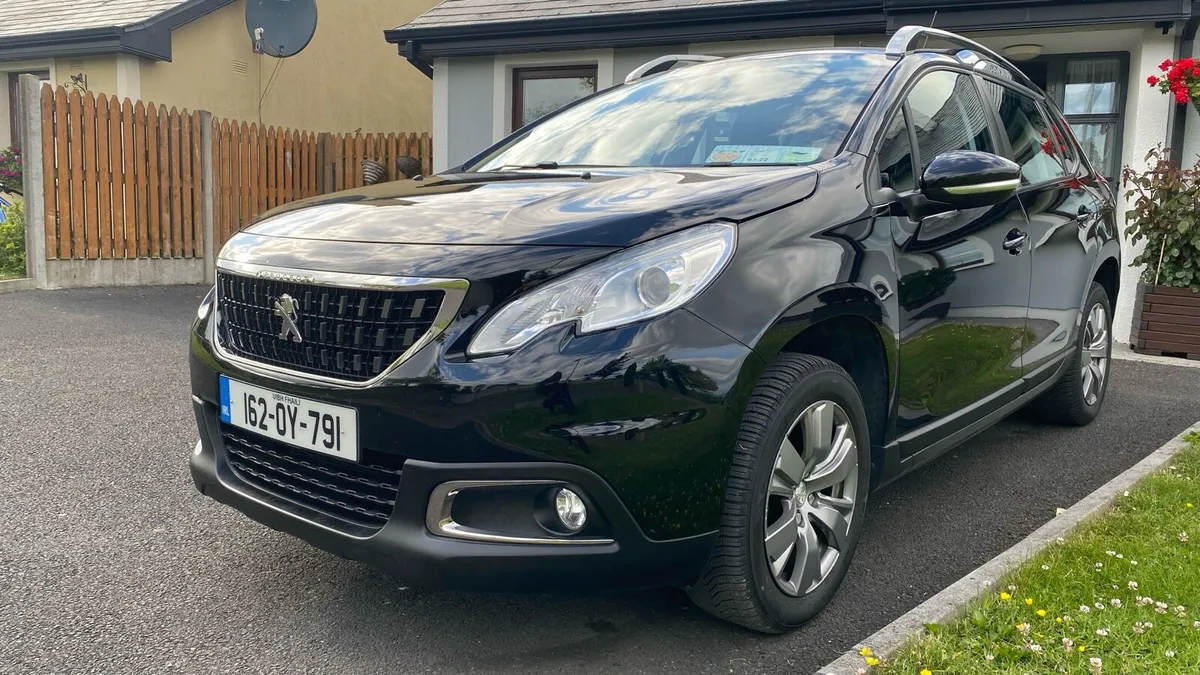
[53,55,119,96]
[139,0,433,133]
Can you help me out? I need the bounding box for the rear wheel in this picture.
[1028,282,1112,425]
[686,354,870,633]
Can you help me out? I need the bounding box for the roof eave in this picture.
[386,0,1196,60]
[0,0,237,63]
[385,1,884,58]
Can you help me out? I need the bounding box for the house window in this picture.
[7,70,50,147]
[512,65,597,131]
[1018,56,1126,184]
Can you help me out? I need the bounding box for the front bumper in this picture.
[190,391,718,592]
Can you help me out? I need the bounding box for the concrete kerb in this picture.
[816,421,1200,675]
[0,278,35,294]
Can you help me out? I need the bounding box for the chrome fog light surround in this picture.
[425,480,612,545]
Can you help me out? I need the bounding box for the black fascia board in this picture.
[385,0,884,57]
[887,0,1194,32]
[0,0,236,63]
[386,0,1196,60]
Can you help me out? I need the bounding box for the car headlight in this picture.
[468,222,736,356]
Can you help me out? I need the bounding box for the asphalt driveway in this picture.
[2,285,1198,675]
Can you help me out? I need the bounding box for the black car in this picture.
[189,27,1119,633]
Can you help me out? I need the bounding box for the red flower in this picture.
[1169,65,1184,80]
[1161,58,1174,71]
[1176,90,1190,104]
[1149,75,1161,86]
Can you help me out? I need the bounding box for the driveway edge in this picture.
[815,421,1200,675]
[0,278,35,295]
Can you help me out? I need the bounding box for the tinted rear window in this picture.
[472,51,893,170]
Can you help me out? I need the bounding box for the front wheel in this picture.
[686,354,870,633]
[1028,282,1112,426]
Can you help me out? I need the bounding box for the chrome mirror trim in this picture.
[425,480,614,546]
[942,178,1021,195]
[211,260,469,390]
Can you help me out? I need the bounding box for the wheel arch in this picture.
[747,283,897,482]
[1093,254,1120,306]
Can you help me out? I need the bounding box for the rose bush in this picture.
[0,146,20,195]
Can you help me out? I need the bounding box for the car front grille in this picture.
[215,271,446,383]
[220,426,404,533]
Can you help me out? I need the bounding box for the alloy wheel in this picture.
[763,400,859,597]
[1081,303,1109,406]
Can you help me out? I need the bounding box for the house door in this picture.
[7,70,50,147]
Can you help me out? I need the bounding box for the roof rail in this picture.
[624,54,720,85]
[885,26,1039,91]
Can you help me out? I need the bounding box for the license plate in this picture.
[219,376,359,462]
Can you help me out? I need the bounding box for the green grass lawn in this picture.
[871,432,1200,675]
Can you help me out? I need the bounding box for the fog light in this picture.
[554,488,587,532]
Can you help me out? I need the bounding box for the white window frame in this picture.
[492,50,614,142]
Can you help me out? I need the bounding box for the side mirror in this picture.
[899,150,1020,219]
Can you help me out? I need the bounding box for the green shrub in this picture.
[0,200,26,279]
[1122,145,1200,290]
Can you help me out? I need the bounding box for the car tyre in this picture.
[1028,282,1112,426]
[686,354,871,633]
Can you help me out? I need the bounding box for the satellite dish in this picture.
[246,0,318,58]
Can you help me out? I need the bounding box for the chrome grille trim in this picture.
[212,260,468,389]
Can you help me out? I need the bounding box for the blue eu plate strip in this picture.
[219,376,231,423]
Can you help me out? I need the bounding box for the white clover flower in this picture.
[1128,581,1138,590]
[1096,628,1109,636]
[1111,598,1123,608]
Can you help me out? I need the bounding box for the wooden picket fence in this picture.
[38,83,432,260]
[211,124,431,248]
[39,86,204,260]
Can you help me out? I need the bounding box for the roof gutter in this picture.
[0,0,235,63]
[386,0,1194,66]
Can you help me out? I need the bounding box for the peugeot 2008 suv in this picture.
[189,27,1119,632]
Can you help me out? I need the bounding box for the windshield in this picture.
[471,50,892,171]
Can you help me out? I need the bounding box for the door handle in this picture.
[1003,229,1028,254]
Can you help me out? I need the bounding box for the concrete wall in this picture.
[441,58,494,170]
[139,0,434,133]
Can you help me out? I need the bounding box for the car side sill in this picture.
[875,352,1070,489]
